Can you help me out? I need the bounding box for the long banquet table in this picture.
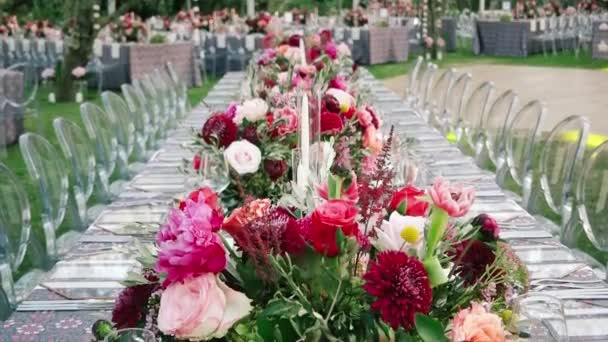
[3,71,608,340]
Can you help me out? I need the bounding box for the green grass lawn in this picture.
[1,77,217,283]
[368,47,608,79]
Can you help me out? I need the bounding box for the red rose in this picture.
[309,46,321,61]
[389,185,429,216]
[311,200,358,256]
[320,29,332,44]
[320,111,344,135]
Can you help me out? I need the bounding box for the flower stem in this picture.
[424,207,449,260]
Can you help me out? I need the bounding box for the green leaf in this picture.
[415,314,447,342]
[259,299,303,319]
[396,199,408,216]
[327,174,343,200]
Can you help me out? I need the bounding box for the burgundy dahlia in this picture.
[201,113,238,147]
[264,159,288,180]
[287,34,302,47]
[363,251,432,330]
[112,283,157,329]
[282,215,312,255]
[471,213,500,241]
[242,125,260,144]
[450,239,496,285]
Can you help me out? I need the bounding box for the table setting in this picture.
[3,28,608,342]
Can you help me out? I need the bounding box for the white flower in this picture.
[375,212,426,255]
[337,42,351,57]
[277,72,289,86]
[326,88,354,113]
[310,141,336,183]
[224,140,262,175]
[234,98,268,125]
[41,68,55,80]
[93,13,100,19]
[92,4,100,11]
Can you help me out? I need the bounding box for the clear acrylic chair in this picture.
[497,100,546,206]
[153,69,178,129]
[476,89,519,168]
[165,62,190,119]
[139,75,168,141]
[442,72,472,137]
[457,81,495,153]
[133,78,163,148]
[426,68,455,129]
[415,63,438,117]
[577,141,608,256]
[121,83,153,159]
[534,115,589,243]
[101,91,145,176]
[19,133,78,261]
[52,118,106,225]
[80,102,128,202]
[404,56,424,106]
[0,162,47,318]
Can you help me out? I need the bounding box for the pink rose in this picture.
[428,177,475,217]
[357,108,374,128]
[329,75,348,91]
[158,274,253,340]
[450,302,506,342]
[324,42,338,59]
[71,66,86,79]
[363,127,382,154]
[311,199,359,256]
[267,106,298,136]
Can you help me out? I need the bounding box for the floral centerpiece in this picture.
[91,28,529,342]
[111,12,147,43]
[344,9,369,27]
[245,12,273,34]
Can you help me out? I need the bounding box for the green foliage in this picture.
[414,314,447,342]
[149,34,167,44]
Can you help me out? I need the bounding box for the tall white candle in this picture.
[299,38,306,65]
[300,93,310,181]
[353,0,359,10]
[247,0,255,18]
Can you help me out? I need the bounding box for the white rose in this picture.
[375,212,426,256]
[337,42,351,57]
[326,88,354,113]
[93,4,100,11]
[224,140,262,175]
[234,98,268,125]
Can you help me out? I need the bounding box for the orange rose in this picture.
[450,302,506,342]
[222,199,271,235]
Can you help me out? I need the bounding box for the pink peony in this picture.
[267,106,298,136]
[329,75,348,91]
[158,274,253,340]
[428,177,475,217]
[363,127,382,154]
[155,202,227,286]
[72,66,87,79]
[324,42,338,59]
[450,302,506,342]
[357,108,374,128]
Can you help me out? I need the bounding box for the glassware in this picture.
[511,294,569,342]
[103,328,156,342]
[197,152,230,193]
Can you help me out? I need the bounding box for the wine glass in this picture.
[197,152,230,193]
[103,328,156,342]
[511,294,569,342]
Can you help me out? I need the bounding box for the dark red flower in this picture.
[287,34,302,47]
[320,29,332,44]
[352,63,359,72]
[242,125,260,144]
[112,283,157,329]
[389,185,429,216]
[472,213,500,241]
[309,46,321,61]
[263,77,276,88]
[344,106,356,120]
[323,94,341,114]
[201,113,238,148]
[311,199,358,256]
[264,159,288,180]
[320,111,344,135]
[283,215,311,254]
[313,59,325,71]
[450,239,496,285]
[363,251,432,330]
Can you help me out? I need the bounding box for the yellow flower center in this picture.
[340,103,349,113]
[400,226,420,244]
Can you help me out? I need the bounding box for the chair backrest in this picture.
[121,83,151,147]
[578,141,608,251]
[101,91,135,160]
[502,100,546,194]
[139,75,167,130]
[5,62,38,106]
[459,81,495,149]
[80,102,118,190]
[539,115,589,218]
[417,63,438,112]
[132,78,159,130]
[444,72,472,135]
[481,89,519,165]
[405,56,424,99]
[166,62,189,117]
[18,133,69,260]
[426,68,455,124]
[0,162,32,308]
[154,68,178,121]
[52,118,96,220]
